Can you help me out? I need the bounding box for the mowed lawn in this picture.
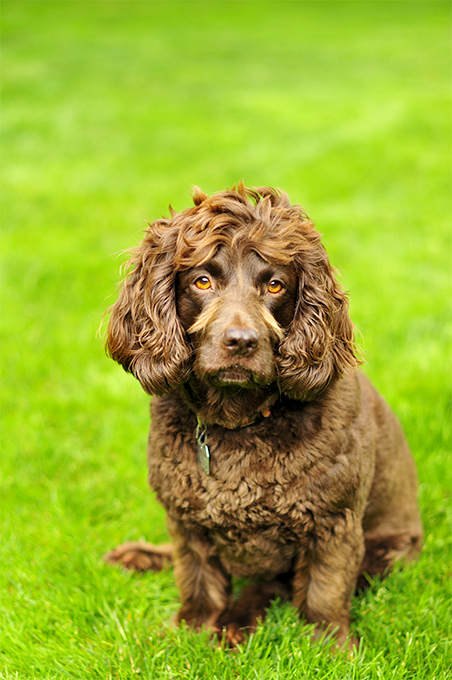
[1,1,450,678]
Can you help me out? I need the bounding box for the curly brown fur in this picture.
[105,184,422,650]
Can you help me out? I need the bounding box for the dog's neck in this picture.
[181,377,279,429]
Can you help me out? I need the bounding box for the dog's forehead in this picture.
[207,244,291,274]
[172,201,316,271]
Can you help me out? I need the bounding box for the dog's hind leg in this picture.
[356,531,422,590]
[104,541,173,572]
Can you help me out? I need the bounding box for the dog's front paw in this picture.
[104,541,173,572]
[221,623,248,648]
[173,605,223,631]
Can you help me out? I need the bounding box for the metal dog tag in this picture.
[196,419,210,475]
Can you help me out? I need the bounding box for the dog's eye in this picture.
[194,276,212,290]
[268,280,283,294]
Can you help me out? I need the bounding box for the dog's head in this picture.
[106,184,360,401]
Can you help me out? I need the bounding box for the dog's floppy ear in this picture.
[106,220,191,396]
[277,244,361,401]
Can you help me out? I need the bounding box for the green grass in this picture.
[1,1,451,678]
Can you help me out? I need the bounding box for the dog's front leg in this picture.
[293,513,364,650]
[168,518,231,630]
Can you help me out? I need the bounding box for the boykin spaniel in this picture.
[105,184,422,650]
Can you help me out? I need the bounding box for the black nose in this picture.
[221,327,259,356]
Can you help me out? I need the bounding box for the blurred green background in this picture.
[1,1,451,678]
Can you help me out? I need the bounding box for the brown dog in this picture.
[105,184,422,649]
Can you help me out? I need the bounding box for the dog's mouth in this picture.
[208,366,257,388]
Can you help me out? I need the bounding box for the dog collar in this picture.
[195,408,272,475]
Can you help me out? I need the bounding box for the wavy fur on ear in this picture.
[106,219,192,396]
[276,239,361,401]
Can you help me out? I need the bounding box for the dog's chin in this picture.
[205,366,262,389]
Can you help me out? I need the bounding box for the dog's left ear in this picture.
[277,245,361,401]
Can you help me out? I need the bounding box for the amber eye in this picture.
[194,276,211,290]
[268,280,283,294]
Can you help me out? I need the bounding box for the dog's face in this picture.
[106,184,360,401]
[176,246,298,390]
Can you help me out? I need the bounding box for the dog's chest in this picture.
[149,430,316,577]
[147,413,319,557]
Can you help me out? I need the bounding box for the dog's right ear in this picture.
[106,220,191,396]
